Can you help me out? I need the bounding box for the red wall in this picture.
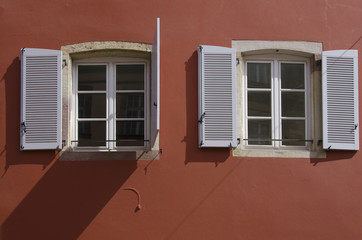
[1,0,362,239]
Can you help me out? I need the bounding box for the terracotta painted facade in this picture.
[1,0,362,239]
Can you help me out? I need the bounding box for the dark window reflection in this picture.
[247,63,271,88]
[282,120,305,146]
[78,93,106,118]
[281,63,305,89]
[117,65,144,90]
[78,65,106,90]
[116,121,144,146]
[248,91,271,116]
[116,93,144,118]
[248,119,272,145]
[78,121,106,146]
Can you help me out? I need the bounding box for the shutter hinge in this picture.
[62,59,67,67]
[199,46,203,52]
[21,122,27,134]
[198,112,206,124]
[354,124,358,130]
[199,141,203,147]
[236,58,240,65]
[153,102,157,107]
[237,138,241,145]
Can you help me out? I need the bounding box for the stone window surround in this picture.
[60,41,159,160]
[232,40,326,158]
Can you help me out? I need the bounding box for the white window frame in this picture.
[243,54,311,151]
[72,57,150,152]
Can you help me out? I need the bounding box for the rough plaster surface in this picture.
[1,1,362,240]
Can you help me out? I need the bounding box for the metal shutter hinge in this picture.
[198,112,206,124]
[20,122,26,134]
[199,46,203,52]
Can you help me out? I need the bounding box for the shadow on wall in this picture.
[183,50,231,165]
[1,159,137,239]
[1,57,57,178]
[311,150,357,165]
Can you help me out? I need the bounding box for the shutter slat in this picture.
[20,48,62,150]
[198,45,237,147]
[322,50,359,150]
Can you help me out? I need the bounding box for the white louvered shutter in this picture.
[198,45,237,147]
[150,18,160,148]
[20,48,62,150]
[322,50,359,150]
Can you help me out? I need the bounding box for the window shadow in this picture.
[183,50,230,165]
[311,150,357,165]
[1,57,57,178]
[1,159,137,239]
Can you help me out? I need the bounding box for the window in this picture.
[19,18,160,156]
[244,55,310,149]
[198,42,358,157]
[230,41,326,158]
[73,58,149,150]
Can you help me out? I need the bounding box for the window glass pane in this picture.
[247,63,271,88]
[282,120,305,146]
[282,92,305,117]
[116,121,144,146]
[248,119,272,145]
[78,65,106,90]
[281,63,305,89]
[248,91,271,116]
[78,93,106,118]
[116,93,144,118]
[116,65,144,90]
[78,121,106,146]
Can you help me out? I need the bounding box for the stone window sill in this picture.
[60,148,160,161]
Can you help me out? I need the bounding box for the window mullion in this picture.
[273,60,280,148]
[107,63,115,149]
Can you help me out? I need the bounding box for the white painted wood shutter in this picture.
[198,45,237,147]
[322,50,359,150]
[150,18,160,148]
[20,48,62,150]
